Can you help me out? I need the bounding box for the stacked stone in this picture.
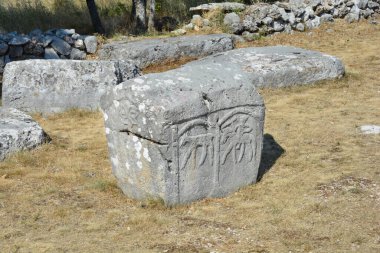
[0,28,98,74]
[186,0,380,39]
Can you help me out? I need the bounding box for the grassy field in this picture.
[0,19,380,252]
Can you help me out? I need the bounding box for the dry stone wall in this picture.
[185,0,380,38]
[0,28,98,74]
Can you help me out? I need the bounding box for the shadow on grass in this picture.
[257,134,285,181]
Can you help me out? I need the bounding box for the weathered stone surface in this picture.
[224,13,243,34]
[84,36,97,54]
[190,2,246,12]
[0,107,50,161]
[23,41,44,56]
[101,46,344,205]
[360,125,380,134]
[99,34,235,68]
[8,46,23,58]
[2,60,141,113]
[9,36,30,46]
[101,63,265,206]
[44,48,60,59]
[70,48,87,60]
[0,42,8,55]
[51,36,72,56]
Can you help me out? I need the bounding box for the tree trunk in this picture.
[148,0,156,33]
[86,0,106,35]
[133,0,147,34]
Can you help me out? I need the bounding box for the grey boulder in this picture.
[99,34,235,69]
[51,36,72,56]
[2,60,141,113]
[0,107,50,161]
[84,36,97,54]
[224,13,243,34]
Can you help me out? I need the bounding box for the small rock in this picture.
[23,41,44,56]
[243,15,259,32]
[191,15,203,27]
[74,39,85,50]
[305,16,321,29]
[9,46,23,58]
[9,36,30,46]
[273,21,285,32]
[171,29,187,36]
[368,1,380,8]
[56,28,75,38]
[345,13,360,23]
[355,0,368,9]
[320,14,334,23]
[70,48,87,60]
[0,42,8,56]
[51,36,72,56]
[44,48,60,59]
[360,125,380,134]
[84,36,97,54]
[203,19,211,27]
[72,33,81,40]
[224,12,243,34]
[296,23,305,31]
[262,16,273,26]
[42,35,54,47]
[64,35,75,45]
[183,23,194,30]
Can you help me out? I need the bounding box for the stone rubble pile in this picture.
[0,28,98,74]
[184,0,380,38]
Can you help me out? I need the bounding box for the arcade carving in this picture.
[171,108,259,183]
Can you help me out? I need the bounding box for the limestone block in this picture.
[100,46,344,205]
[2,60,141,113]
[101,63,265,205]
[0,107,50,161]
[98,34,235,68]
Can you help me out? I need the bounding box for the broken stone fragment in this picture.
[0,107,50,161]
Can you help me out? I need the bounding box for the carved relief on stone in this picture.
[170,107,260,201]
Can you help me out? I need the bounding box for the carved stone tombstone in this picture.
[101,62,265,205]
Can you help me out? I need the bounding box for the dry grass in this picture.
[1,19,380,252]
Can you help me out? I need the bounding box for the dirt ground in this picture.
[0,19,379,252]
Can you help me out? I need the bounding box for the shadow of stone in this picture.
[257,134,285,181]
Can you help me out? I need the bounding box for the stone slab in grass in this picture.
[101,57,266,206]
[0,107,50,161]
[101,45,344,205]
[2,59,141,114]
[98,34,235,69]
[188,46,345,88]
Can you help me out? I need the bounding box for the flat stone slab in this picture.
[189,2,247,12]
[98,34,235,69]
[360,125,380,134]
[2,60,141,114]
[0,108,50,161]
[189,46,345,88]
